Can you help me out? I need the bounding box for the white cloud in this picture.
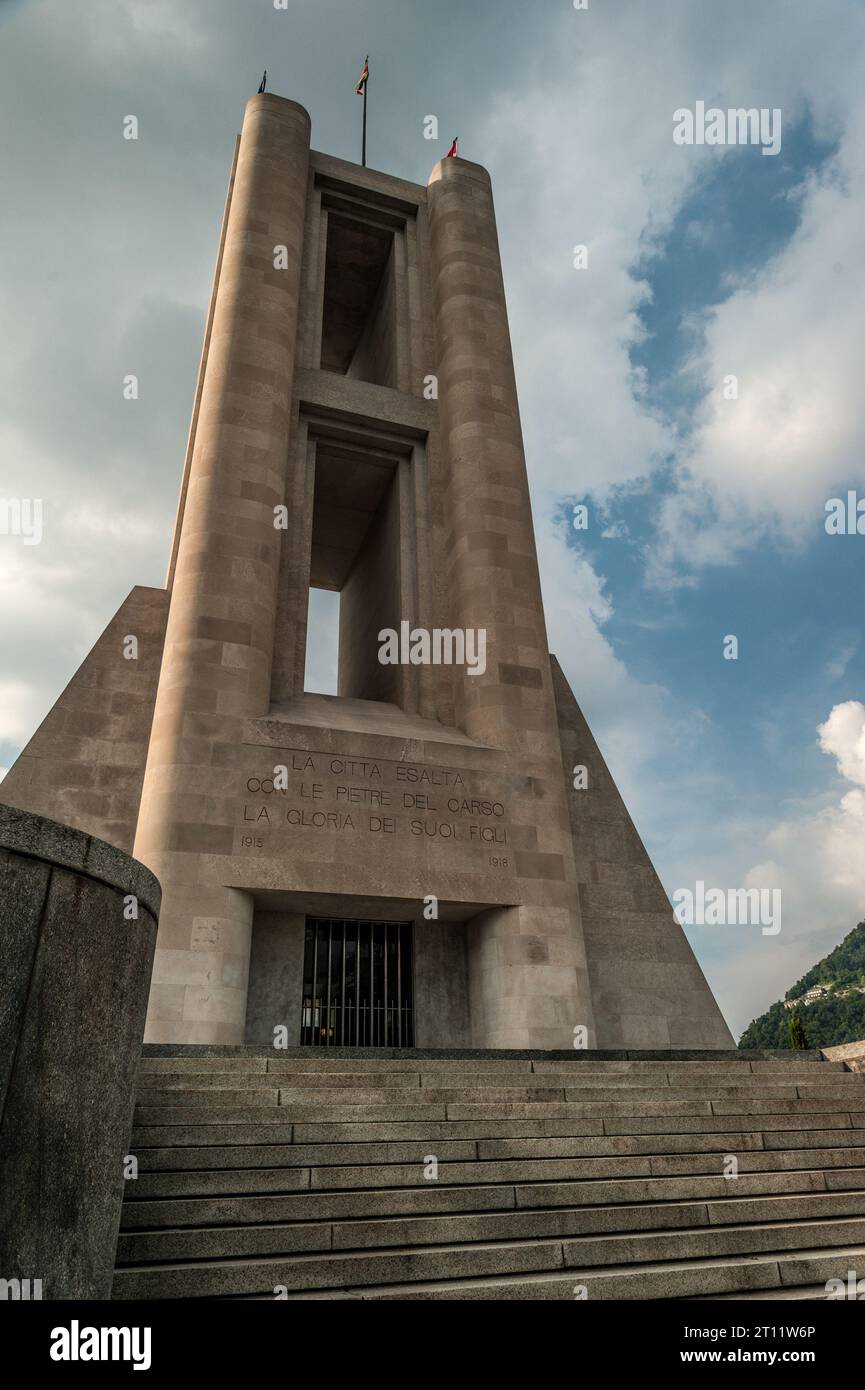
[817,700,865,786]
[650,40,865,578]
[821,790,865,898]
[472,1,865,586]
[654,163,865,577]
[750,785,865,964]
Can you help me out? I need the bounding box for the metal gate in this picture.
[300,918,414,1047]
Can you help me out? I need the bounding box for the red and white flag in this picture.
[446,137,459,158]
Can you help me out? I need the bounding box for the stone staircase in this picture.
[112,1048,865,1300]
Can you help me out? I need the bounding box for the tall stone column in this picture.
[428,157,595,1047]
[135,96,311,1043]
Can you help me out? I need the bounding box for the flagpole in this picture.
[355,55,369,167]
[362,80,367,167]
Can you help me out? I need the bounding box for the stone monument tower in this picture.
[1,93,733,1052]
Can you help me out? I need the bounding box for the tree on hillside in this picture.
[787,1009,810,1050]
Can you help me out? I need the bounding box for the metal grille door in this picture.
[300,918,414,1047]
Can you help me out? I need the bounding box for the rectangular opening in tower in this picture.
[303,588,339,694]
[300,918,414,1047]
[303,438,402,704]
[319,213,397,388]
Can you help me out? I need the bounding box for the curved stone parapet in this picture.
[0,805,160,1300]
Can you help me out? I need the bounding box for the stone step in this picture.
[119,1166,865,1230]
[132,1095,865,1125]
[137,1089,281,1108]
[295,1245,865,1300]
[140,1053,848,1071]
[121,1182,517,1230]
[687,1284,830,1300]
[443,1098,862,1119]
[763,1128,865,1149]
[123,1146,865,1199]
[563,1215,865,1269]
[134,1139,480,1169]
[135,1071,864,1093]
[115,1048,865,1301]
[134,1086,865,1116]
[127,1123,865,1161]
[603,1112,865,1136]
[533,1070,859,1086]
[121,1185,865,1245]
[140,1057,271,1074]
[111,1233,865,1300]
[130,1108,865,1138]
[560,1243,865,1302]
[516,1061,837,1074]
[133,1123,299,1146]
[136,1103,451,1122]
[138,1086,582,1105]
[129,1130,865,1170]
[119,1189,865,1261]
[513,1168,865,1211]
[477,1129,865,1160]
[145,1072,413,1090]
[112,1237,569,1299]
[115,1203,865,1268]
[632,1147,865,1177]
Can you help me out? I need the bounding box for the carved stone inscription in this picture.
[235,749,512,868]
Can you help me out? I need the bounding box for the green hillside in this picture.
[738,918,865,1049]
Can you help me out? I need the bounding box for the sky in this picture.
[1,0,864,1038]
